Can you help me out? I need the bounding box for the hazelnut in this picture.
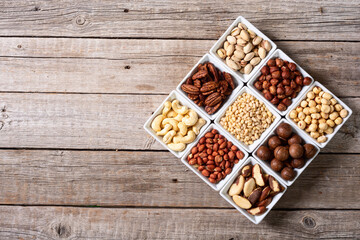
[291,158,305,169]
[277,94,286,99]
[262,81,270,90]
[281,98,292,107]
[288,62,296,71]
[276,58,284,67]
[270,78,279,86]
[256,146,272,161]
[295,76,303,86]
[272,71,281,79]
[282,79,290,86]
[303,77,312,85]
[269,66,279,73]
[264,92,273,101]
[270,97,280,105]
[254,81,263,90]
[266,74,272,81]
[290,80,297,89]
[271,158,284,172]
[288,134,302,145]
[291,92,298,99]
[277,103,287,111]
[282,71,290,79]
[274,146,289,161]
[268,135,282,150]
[289,144,304,158]
[281,66,289,72]
[281,167,295,180]
[269,86,277,95]
[277,87,285,95]
[304,144,317,159]
[261,66,270,75]
[284,86,294,96]
[276,123,293,139]
[267,59,276,67]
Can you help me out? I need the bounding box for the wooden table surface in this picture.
[0,1,359,239]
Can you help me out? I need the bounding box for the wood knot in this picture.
[124,65,131,69]
[172,178,178,183]
[53,223,71,238]
[75,15,86,25]
[302,216,316,228]
[33,6,41,11]
[124,8,129,13]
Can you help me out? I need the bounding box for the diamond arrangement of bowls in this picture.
[143,16,353,224]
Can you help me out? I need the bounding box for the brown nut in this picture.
[256,146,272,161]
[304,143,317,159]
[268,136,282,150]
[243,178,256,197]
[252,164,265,186]
[288,62,296,71]
[303,77,312,85]
[257,197,272,207]
[247,206,266,215]
[277,86,285,95]
[270,158,284,172]
[291,158,305,169]
[241,165,252,177]
[267,59,276,67]
[282,71,290,79]
[269,85,277,95]
[248,187,262,205]
[281,98,292,107]
[274,146,289,161]
[276,122,293,139]
[288,134,302,145]
[270,97,280,105]
[281,167,295,181]
[259,186,271,202]
[277,103,287,111]
[264,92,273,101]
[289,144,304,159]
[272,71,281,79]
[229,175,245,196]
[295,76,303,86]
[269,176,281,192]
[261,66,270,75]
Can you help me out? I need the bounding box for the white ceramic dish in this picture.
[248,49,314,116]
[209,16,277,83]
[219,157,287,224]
[143,90,210,158]
[180,124,249,191]
[176,53,244,120]
[214,87,281,153]
[285,81,353,148]
[252,119,320,186]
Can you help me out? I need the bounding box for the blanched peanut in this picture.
[340,109,348,118]
[317,135,327,143]
[335,117,343,125]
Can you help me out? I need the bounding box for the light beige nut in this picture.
[310,131,320,139]
[167,110,177,118]
[162,101,172,116]
[163,118,179,131]
[261,40,272,52]
[307,91,315,99]
[217,48,226,59]
[156,124,172,136]
[248,29,257,38]
[232,195,252,209]
[182,109,198,126]
[163,130,176,144]
[258,47,266,59]
[240,30,250,41]
[151,115,165,132]
[335,104,343,112]
[192,118,206,135]
[244,63,253,74]
[250,57,261,66]
[174,114,184,122]
[317,135,327,143]
[238,22,247,30]
[340,109,348,118]
[327,119,335,128]
[226,57,240,70]
[234,50,245,59]
[329,112,339,120]
[289,110,297,119]
[334,117,343,125]
[173,130,196,144]
[252,36,263,46]
[243,177,256,197]
[244,52,255,62]
[226,44,235,56]
[319,122,328,130]
[231,27,241,36]
[229,175,245,196]
[247,206,266,215]
[269,176,280,192]
[167,142,186,152]
[172,100,188,115]
[313,87,322,94]
[243,42,253,54]
[177,122,188,136]
[237,38,248,46]
[322,92,332,100]
[224,41,230,50]
[227,35,237,45]
[252,164,265,186]
[324,127,334,134]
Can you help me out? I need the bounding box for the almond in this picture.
[247,206,266,215]
[228,175,245,196]
[232,195,252,209]
[243,177,256,197]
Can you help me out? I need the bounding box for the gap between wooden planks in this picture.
[0,38,358,96]
[0,0,358,41]
[0,206,359,239]
[0,150,358,209]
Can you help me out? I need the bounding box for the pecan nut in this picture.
[205,92,222,107]
[205,102,222,114]
[200,81,218,93]
[191,70,208,80]
[181,84,200,94]
[224,72,235,89]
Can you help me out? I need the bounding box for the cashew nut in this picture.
[156,124,172,136]
[192,118,206,135]
[162,118,179,131]
[182,109,198,126]
[162,101,172,116]
[163,130,176,144]
[151,115,165,132]
[178,122,188,136]
[173,130,196,144]
[172,100,188,115]
[167,143,186,152]
[174,114,184,122]
[167,110,177,118]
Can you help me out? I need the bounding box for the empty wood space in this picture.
[0,0,358,239]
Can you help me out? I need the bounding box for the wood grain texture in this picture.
[0,93,357,152]
[0,38,359,97]
[0,150,358,209]
[0,0,359,41]
[0,206,358,239]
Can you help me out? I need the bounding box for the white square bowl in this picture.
[143,90,210,158]
[219,157,287,224]
[209,16,277,83]
[248,49,314,116]
[176,53,244,120]
[252,118,320,186]
[180,123,249,191]
[214,87,281,153]
[285,81,353,148]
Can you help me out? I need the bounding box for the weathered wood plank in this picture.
[0,94,357,152]
[0,150,358,209]
[0,0,359,41]
[0,206,358,239]
[0,38,359,97]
